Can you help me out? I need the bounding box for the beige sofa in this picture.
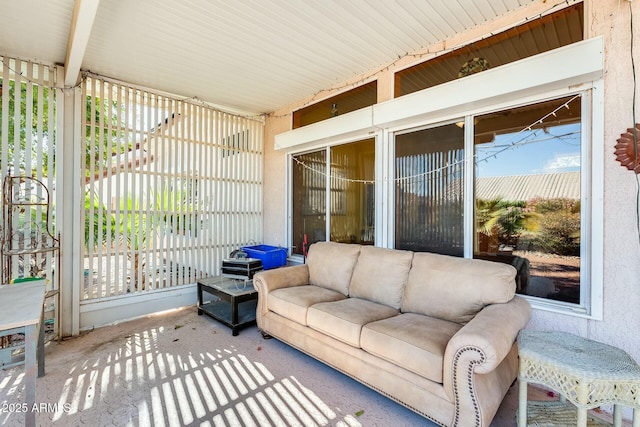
[253,242,531,426]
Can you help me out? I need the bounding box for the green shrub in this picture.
[533,210,580,256]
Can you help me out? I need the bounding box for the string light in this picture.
[0,61,256,124]
[0,0,577,125]
[0,57,67,88]
[2,63,265,122]
[292,95,581,185]
[292,156,376,184]
[81,71,264,123]
[0,0,576,124]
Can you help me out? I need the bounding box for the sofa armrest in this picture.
[443,296,531,397]
[442,296,530,425]
[253,264,309,294]
[253,265,309,327]
[446,296,531,374]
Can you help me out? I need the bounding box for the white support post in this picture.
[60,85,83,337]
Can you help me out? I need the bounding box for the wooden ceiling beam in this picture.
[64,0,100,87]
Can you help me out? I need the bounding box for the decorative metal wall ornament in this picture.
[614,124,640,173]
[330,103,338,117]
[458,57,490,78]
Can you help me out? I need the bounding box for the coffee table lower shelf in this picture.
[197,276,259,336]
[198,299,257,336]
[518,400,611,426]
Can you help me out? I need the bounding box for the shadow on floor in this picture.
[0,306,628,426]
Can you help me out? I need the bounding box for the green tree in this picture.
[82,93,190,291]
[476,197,507,237]
[528,198,580,255]
[476,197,539,249]
[118,195,161,290]
[84,189,116,249]
[496,200,538,247]
[0,79,53,176]
[157,178,200,237]
[84,96,132,184]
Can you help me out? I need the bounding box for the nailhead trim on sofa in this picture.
[452,346,486,427]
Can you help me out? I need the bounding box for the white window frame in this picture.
[279,37,604,319]
[387,88,600,318]
[286,132,383,262]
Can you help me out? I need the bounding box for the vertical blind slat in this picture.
[81,76,263,298]
[1,58,9,176]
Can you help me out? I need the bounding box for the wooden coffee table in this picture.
[197,276,258,336]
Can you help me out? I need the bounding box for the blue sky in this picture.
[475,123,581,177]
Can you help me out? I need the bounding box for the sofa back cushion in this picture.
[349,246,413,309]
[402,252,516,324]
[307,242,361,295]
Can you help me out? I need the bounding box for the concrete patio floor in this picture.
[0,306,627,426]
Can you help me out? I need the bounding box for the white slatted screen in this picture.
[82,77,263,300]
[0,56,58,287]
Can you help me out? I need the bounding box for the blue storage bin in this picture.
[241,245,288,270]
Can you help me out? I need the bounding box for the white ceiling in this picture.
[0,0,536,115]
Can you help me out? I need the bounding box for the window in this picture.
[292,81,377,129]
[391,94,588,308]
[395,124,464,256]
[282,35,602,317]
[473,95,583,304]
[291,138,375,255]
[292,150,326,254]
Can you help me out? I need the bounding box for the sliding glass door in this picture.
[395,124,464,256]
[291,138,375,256]
[391,95,584,305]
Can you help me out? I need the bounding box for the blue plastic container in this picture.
[241,245,288,270]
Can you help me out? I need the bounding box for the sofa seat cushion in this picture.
[361,313,462,383]
[307,298,399,347]
[268,285,346,326]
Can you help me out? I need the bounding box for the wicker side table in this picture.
[517,330,640,427]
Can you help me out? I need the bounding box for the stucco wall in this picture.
[263,0,640,367]
[263,114,290,248]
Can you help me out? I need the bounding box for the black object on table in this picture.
[197,276,258,336]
